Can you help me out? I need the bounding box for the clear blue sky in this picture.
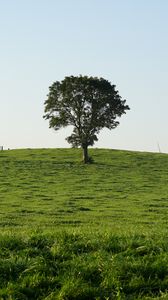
[0,0,168,152]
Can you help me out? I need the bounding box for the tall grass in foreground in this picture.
[0,231,168,299]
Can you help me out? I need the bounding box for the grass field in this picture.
[0,148,168,299]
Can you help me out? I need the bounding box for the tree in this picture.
[43,75,130,163]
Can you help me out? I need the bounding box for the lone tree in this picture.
[43,75,130,163]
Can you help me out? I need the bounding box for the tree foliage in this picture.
[43,75,130,162]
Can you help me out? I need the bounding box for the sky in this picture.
[0,0,168,152]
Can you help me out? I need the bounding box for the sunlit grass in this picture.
[0,148,168,234]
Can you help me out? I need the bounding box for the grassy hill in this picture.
[0,148,168,234]
[0,148,168,299]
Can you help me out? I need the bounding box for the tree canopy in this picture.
[43,75,130,163]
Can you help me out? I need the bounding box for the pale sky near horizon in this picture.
[0,0,168,152]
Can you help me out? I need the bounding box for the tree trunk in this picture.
[82,145,89,163]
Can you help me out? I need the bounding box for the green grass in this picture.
[1,232,168,299]
[0,148,168,299]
